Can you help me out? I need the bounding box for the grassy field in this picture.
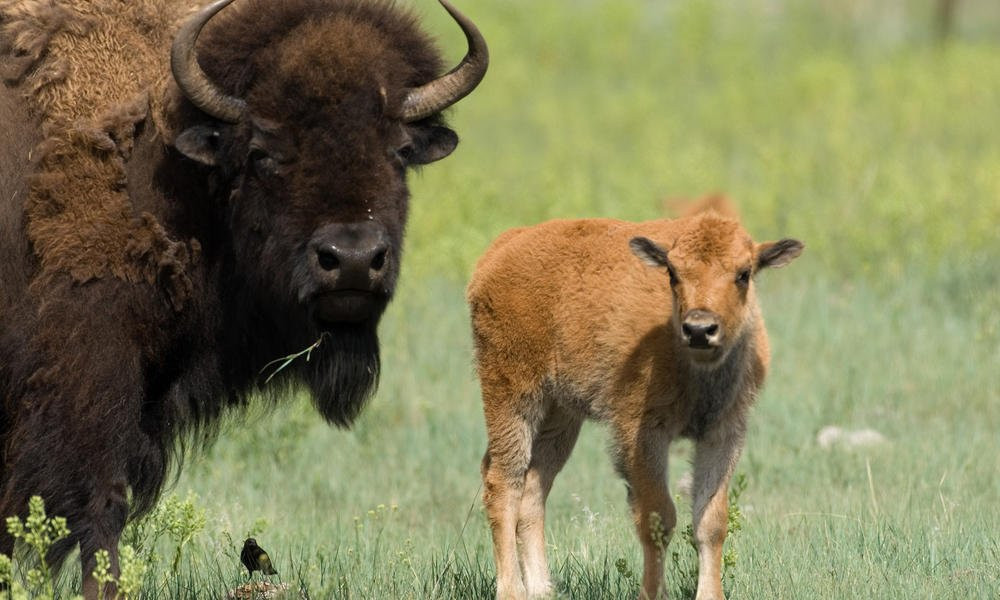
[23,0,1000,597]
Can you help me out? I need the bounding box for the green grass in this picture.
[16,0,1000,597]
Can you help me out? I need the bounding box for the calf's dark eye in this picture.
[736,269,751,285]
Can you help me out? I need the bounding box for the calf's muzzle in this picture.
[682,309,721,350]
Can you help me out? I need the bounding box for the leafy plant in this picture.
[0,495,157,600]
[122,491,207,585]
[92,546,146,600]
[0,495,79,600]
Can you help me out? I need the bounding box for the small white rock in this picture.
[675,471,693,497]
[816,425,844,449]
[817,425,887,449]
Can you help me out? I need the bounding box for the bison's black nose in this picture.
[682,310,722,349]
[309,221,391,291]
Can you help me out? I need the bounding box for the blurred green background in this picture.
[72,0,1000,597]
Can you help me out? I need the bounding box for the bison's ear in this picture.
[405,124,458,165]
[756,238,804,270]
[174,125,222,166]
[629,237,670,268]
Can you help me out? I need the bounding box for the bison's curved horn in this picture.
[398,0,489,122]
[171,0,246,123]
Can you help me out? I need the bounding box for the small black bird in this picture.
[241,538,278,579]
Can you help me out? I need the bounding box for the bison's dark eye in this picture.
[249,149,279,180]
[393,143,415,167]
[736,268,751,286]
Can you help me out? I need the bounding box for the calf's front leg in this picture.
[690,428,744,600]
[616,426,675,600]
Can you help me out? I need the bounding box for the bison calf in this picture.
[467,211,803,599]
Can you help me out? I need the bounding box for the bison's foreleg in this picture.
[4,359,140,598]
[0,434,128,600]
[690,428,744,600]
[79,476,129,600]
[614,424,674,600]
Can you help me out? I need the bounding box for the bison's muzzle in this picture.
[307,221,392,325]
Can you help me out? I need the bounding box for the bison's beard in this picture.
[303,324,381,428]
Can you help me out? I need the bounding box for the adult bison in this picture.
[469,210,802,600]
[0,0,487,595]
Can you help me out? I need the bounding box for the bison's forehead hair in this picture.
[670,213,754,268]
[197,0,445,112]
[257,19,408,121]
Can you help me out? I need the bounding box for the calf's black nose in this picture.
[682,309,722,349]
[309,221,391,290]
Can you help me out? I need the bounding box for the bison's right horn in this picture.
[397,0,489,122]
[171,0,246,123]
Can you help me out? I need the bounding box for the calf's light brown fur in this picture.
[468,210,803,599]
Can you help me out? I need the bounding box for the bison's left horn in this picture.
[171,0,246,123]
[398,0,489,122]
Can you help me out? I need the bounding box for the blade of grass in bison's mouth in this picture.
[312,290,378,325]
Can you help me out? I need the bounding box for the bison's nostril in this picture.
[317,248,340,271]
[371,249,387,272]
[682,323,694,338]
[705,324,719,337]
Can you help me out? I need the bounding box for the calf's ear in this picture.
[174,125,221,166]
[630,237,670,268]
[756,238,804,270]
[405,124,459,165]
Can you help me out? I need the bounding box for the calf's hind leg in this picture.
[516,406,583,597]
[481,390,539,600]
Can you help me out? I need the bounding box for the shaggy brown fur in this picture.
[0,55,37,315]
[1,0,198,292]
[0,1,486,597]
[468,211,803,600]
[1,0,189,121]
